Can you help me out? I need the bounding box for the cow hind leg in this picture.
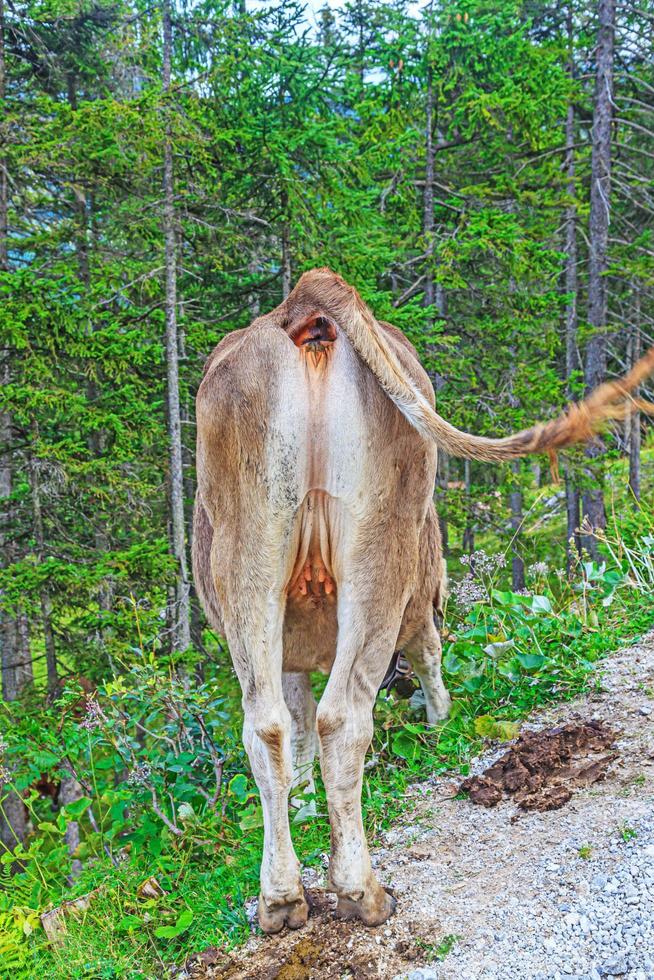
[404,615,451,724]
[316,595,399,927]
[282,671,317,810]
[227,597,308,934]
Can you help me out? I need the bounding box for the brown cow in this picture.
[193,268,653,934]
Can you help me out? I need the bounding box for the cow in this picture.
[193,267,654,934]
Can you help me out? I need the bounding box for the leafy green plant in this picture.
[618,822,638,843]
[416,932,461,962]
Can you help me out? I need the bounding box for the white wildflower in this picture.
[450,575,487,611]
[128,763,152,786]
[80,697,103,731]
[460,549,506,576]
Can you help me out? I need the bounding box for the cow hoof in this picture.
[258,892,309,934]
[335,887,396,927]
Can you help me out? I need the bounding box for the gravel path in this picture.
[192,631,654,980]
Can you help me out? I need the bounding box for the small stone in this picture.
[600,956,628,976]
[639,706,652,716]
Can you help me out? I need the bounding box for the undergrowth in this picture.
[1,494,653,978]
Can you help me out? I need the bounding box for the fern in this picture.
[0,865,43,978]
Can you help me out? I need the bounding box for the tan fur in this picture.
[193,267,651,935]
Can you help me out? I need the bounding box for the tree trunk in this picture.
[248,255,261,318]
[280,190,292,299]
[162,0,191,652]
[582,0,615,557]
[0,0,30,857]
[67,76,113,640]
[0,423,30,854]
[422,68,448,319]
[563,29,582,574]
[423,66,435,311]
[436,450,449,557]
[59,773,83,882]
[462,459,474,555]
[509,461,525,592]
[628,303,641,503]
[29,447,57,692]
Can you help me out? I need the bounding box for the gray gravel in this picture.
[387,635,654,980]
[444,816,654,980]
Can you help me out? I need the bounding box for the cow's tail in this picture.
[288,268,654,465]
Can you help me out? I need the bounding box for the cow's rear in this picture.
[194,270,449,933]
[195,267,654,936]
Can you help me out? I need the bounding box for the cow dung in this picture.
[459,719,619,812]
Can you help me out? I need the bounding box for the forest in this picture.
[1,0,653,976]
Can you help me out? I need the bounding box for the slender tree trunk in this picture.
[59,773,83,882]
[423,66,436,311]
[162,0,190,652]
[423,70,450,554]
[178,297,204,664]
[563,36,582,574]
[628,295,641,503]
[1,618,32,699]
[280,189,292,299]
[0,0,30,856]
[510,461,525,591]
[436,450,449,557]
[355,1,365,89]
[29,447,57,692]
[422,68,448,320]
[582,0,615,557]
[66,77,112,638]
[0,402,30,856]
[248,255,261,318]
[462,459,474,555]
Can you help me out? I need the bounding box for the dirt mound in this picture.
[188,891,418,980]
[459,719,618,811]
